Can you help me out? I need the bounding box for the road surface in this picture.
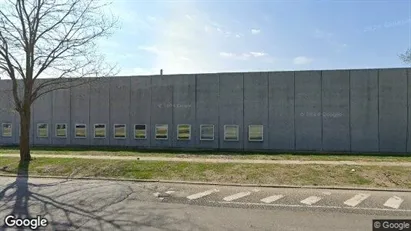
[0,177,410,230]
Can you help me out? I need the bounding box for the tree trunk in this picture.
[19,105,31,162]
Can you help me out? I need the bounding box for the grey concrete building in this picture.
[0,67,410,154]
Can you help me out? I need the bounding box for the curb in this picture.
[1,174,411,193]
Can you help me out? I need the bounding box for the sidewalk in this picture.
[2,153,411,167]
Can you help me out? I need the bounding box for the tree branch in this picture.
[0,0,118,111]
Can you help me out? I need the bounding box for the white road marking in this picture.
[215,201,411,212]
[187,189,219,200]
[383,196,404,209]
[252,189,260,192]
[300,196,322,205]
[260,195,284,204]
[223,192,252,202]
[344,193,370,207]
[165,191,175,194]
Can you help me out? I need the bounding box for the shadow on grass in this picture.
[0,145,410,158]
[0,159,200,230]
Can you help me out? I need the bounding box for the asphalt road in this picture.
[0,176,410,231]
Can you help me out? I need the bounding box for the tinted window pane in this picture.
[114,124,126,138]
[134,124,146,139]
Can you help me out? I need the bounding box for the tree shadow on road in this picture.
[0,160,32,230]
[0,160,204,231]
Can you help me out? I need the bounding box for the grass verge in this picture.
[1,146,411,162]
[1,157,411,189]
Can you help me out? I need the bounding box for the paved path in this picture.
[1,153,411,166]
[0,177,410,231]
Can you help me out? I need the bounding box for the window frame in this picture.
[177,124,191,141]
[74,124,87,139]
[200,124,214,141]
[36,123,49,138]
[248,125,264,142]
[155,124,168,140]
[224,125,239,141]
[113,124,127,139]
[1,123,12,137]
[134,124,147,140]
[55,123,68,138]
[93,124,106,139]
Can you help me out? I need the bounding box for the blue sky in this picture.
[99,0,411,75]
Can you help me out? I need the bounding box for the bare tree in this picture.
[0,0,118,162]
[400,49,411,64]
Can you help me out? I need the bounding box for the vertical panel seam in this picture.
[349,70,352,153]
[194,74,198,147]
[89,82,92,146]
[50,92,53,145]
[69,83,72,145]
[107,79,110,146]
[377,70,380,152]
[267,72,270,150]
[31,102,34,146]
[149,76,152,148]
[320,71,323,152]
[218,74,220,150]
[128,77,131,147]
[243,73,246,151]
[293,72,296,150]
[171,77,174,148]
[242,73,245,151]
[406,69,409,152]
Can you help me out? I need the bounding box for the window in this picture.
[75,124,87,138]
[155,124,168,140]
[200,124,214,141]
[2,123,12,137]
[55,123,67,138]
[94,124,106,138]
[248,125,263,141]
[37,123,48,138]
[114,124,126,139]
[224,125,239,141]
[134,124,147,139]
[177,124,191,140]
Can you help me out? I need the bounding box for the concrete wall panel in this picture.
[219,73,244,150]
[109,77,131,146]
[294,71,322,151]
[70,80,90,145]
[321,70,350,151]
[172,75,196,148]
[379,69,407,153]
[130,77,151,147]
[15,80,30,145]
[268,72,295,150]
[244,72,269,150]
[51,89,71,146]
[196,74,219,149]
[32,80,53,145]
[89,78,110,146]
[150,76,173,148]
[350,70,379,152]
[0,80,17,145]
